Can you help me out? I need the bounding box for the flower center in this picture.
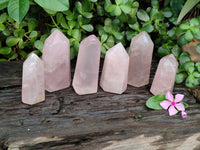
[171,101,176,106]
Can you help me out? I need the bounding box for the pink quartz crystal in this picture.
[100,43,129,94]
[22,53,45,105]
[150,54,179,95]
[128,31,154,87]
[43,29,71,92]
[72,35,101,95]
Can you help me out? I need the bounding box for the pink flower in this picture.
[181,111,187,118]
[160,91,185,116]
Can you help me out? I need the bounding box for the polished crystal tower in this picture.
[150,54,178,95]
[128,31,154,87]
[22,53,45,105]
[43,29,71,92]
[72,35,101,95]
[100,43,129,94]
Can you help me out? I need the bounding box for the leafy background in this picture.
[1,0,200,89]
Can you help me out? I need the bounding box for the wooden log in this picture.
[0,60,200,150]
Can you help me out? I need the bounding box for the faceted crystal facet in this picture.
[150,54,178,95]
[43,29,71,92]
[128,31,154,87]
[72,35,101,95]
[22,53,45,105]
[100,43,129,94]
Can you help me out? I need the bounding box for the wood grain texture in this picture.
[0,60,200,150]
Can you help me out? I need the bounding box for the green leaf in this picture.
[190,18,200,26]
[65,10,74,20]
[0,12,8,23]
[18,39,24,49]
[29,31,38,38]
[43,8,56,15]
[0,47,12,55]
[167,29,176,39]
[97,4,104,16]
[7,0,29,23]
[101,34,108,43]
[34,0,69,12]
[82,12,93,18]
[106,35,115,47]
[146,94,166,110]
[175,73,187,84]
[193,71,200,78]
[113,31,123,40]
[34,40,43,52]
[19,50,27,59]
[75,1,83,13]
[6,36,20,47]
[88,0,97,2]
[185,74,199,88]
[81,24,94,32]
[28,18,39,32]
[120,5,131,14]
[190,26,200,34]
[101,46,107,58]
[133,1,139,8]
[171,45,181,59]
[151,0,159,9]
[179,24,190,30]
[115,0,123,5]
[68,20,76,29]
[56,13,63,25]
[176,0,200,24]
[0,59,7,62]
[183,102,189,108]
[137,9,150,22]
[107,4,116,12]
[142,24,154,33]
[114,6,122,16]
[195,62,200,72]
[163,8,172,18]
[184,61,195,73]
[158,46,171,56]
[60,17,68,29]
[8,52,18,61]
[0,0,9,10]
[72,29,81,41]
[178,34,188,46]
[179,55,191,66]
[195,43,200,53]
[0,23,5,31]
[184,30,193,42]
[175,27,185,34]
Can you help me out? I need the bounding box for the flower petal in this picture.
[175,94,184,102]
[160,100,171,110]
[181,111,187,118]
[165,91,173,101]
[168,106,178,116]
[175,103,185,111]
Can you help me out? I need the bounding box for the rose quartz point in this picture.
[22,53,45,105]
[43,29,71,92]
[72,35,101,95]
[150,54,179,95]
[100,43,129,94]
[128,31,154,87]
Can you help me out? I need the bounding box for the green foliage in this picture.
[7,0,30,23]
[146,94,166,110]
[177,0,200,24]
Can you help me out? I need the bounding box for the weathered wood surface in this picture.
[0,59,200,150]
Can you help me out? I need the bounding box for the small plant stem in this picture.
[24,32,31,41]
[50,15,60,29]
